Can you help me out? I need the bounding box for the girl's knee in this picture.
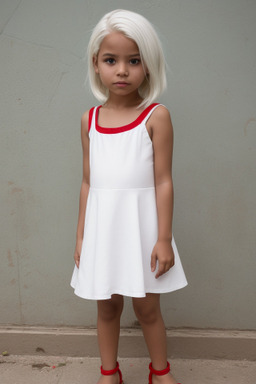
[132,296,161,325]
[97,295,124,322]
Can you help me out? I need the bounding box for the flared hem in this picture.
[70,281,188,301]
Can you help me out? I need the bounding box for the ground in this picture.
[0,355,256,384]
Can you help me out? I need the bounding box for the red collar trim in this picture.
[95,103,159,134]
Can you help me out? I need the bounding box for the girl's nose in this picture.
[117,62,128,76]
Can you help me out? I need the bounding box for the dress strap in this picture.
[141,103,164,125]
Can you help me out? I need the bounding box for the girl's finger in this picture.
[156,260,172,278]
[155,262,165,279]
[151,253,157,272]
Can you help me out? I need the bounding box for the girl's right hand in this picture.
[74,239,83,268]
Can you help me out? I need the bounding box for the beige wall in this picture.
[1,0,255,329]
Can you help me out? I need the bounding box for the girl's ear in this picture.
[144,65,149,76]
[93,55,99,74]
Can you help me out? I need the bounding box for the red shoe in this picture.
[148,362,181,384]
[101,361,123,384]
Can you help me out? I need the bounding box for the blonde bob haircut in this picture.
[87,9,167,108]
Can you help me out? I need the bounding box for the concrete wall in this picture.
[1,0,255,329]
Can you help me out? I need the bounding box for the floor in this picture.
[0,355,256,384]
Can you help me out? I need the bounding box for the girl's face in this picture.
[93,32,148,100]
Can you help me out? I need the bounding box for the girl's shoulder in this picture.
[81,107,96,136]
[80,110,88,136]
[152,104,171,119]
[81,109,90,126]
[148,104,172,130]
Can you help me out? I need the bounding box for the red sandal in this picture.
[101,361,123,384]
[149,362,181,384]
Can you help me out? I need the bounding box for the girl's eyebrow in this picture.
[102,53,140,57]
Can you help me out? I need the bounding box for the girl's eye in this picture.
[104,58,115,64]
[130,58,140,65]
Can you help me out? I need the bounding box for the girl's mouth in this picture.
[114,82,129,87]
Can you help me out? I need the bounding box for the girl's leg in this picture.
[97,294,124,384]
[132,294,178,384]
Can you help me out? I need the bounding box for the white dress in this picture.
[71,103,187,300]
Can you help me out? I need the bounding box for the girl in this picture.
[71,9,187,384]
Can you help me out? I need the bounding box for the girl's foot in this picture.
[149,362,181,384]
[152,372,179,384]
[97,372,120,384]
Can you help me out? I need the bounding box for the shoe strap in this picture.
[149,362,170,384]
[101,362,123,383]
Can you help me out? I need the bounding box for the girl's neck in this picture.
[103,93,144,110]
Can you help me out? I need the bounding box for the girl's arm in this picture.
[149,106,175,278]
[74,111,90,268]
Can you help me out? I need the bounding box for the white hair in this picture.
[87,9,167,108]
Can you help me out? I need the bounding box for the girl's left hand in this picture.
[151,239,175,279]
